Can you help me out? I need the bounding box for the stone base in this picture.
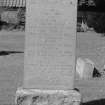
[15,88,81,105]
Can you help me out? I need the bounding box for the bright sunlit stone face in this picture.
[24,0,77,90]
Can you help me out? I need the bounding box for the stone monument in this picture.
[16,0,81,105]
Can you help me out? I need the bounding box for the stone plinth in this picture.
[16,88,81,105]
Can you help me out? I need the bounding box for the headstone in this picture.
[76,58,86,79]
[24,0,77,90]
[16,0,81,105]
[76,58,94,79]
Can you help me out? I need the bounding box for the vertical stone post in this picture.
[16,0,81,105]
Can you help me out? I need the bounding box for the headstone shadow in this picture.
[0,51,23,56]
[83,99,105,105]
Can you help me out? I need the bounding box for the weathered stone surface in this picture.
[15,0,81,104]
[24,0,77,90]
[76,58,95,79]
[16,88,81,105]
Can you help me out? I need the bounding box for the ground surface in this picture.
[76,32,105,103]
[0,31,105,104]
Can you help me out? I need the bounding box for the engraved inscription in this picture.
[24,0,77,89]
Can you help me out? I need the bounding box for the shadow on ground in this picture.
[83,99,105,105]
[0,51,23,56]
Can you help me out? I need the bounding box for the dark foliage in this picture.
[92,13,105,33]
[0,7,25,31]
[86,12,105,34]
[93,67,101,77]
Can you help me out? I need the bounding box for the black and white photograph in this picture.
[0,0,105,105]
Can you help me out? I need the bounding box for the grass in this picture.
[0,31,105,104]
